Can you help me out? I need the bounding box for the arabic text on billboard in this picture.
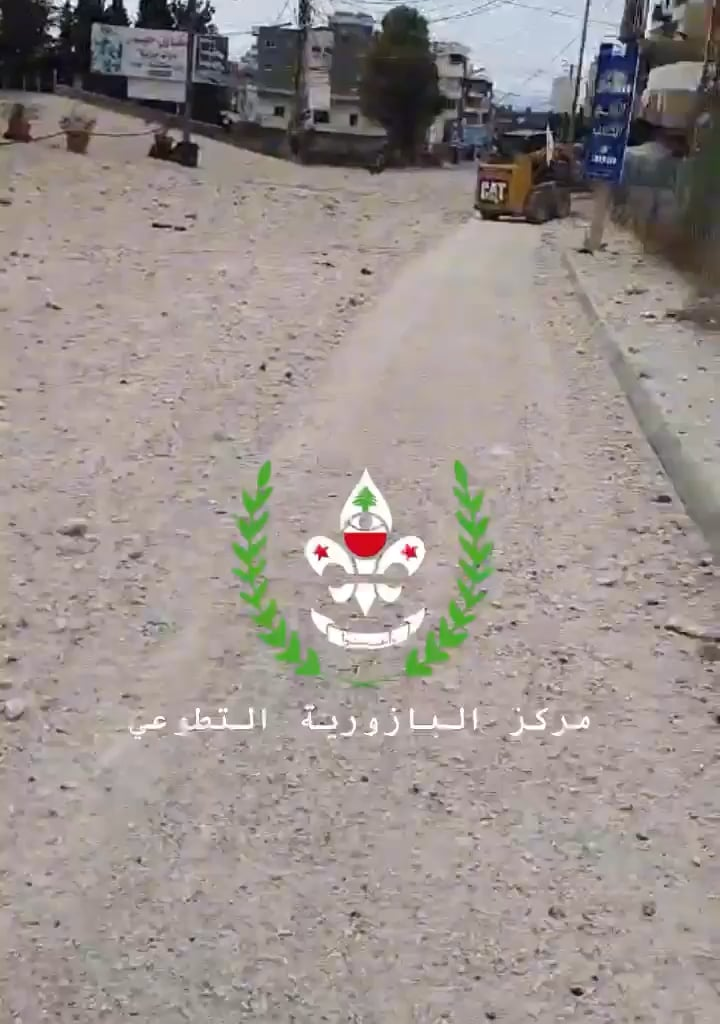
[194,35,229,85]
[123,28,187,81]
[91,24,186,81]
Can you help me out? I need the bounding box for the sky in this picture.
[126,0,625,107]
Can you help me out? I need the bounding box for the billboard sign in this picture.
[584,41,640,184]
[91,24,229,87]
[194,34,229,85]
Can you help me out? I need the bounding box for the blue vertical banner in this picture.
[585,41,640,184]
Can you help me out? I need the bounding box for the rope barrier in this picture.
[0,127,158,147]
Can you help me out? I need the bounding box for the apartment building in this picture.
[246,11,382,135]
[428,41,493,145]
[241,19,492,145]
[649,0,710,49]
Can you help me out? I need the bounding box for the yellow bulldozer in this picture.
[474,129,575,224]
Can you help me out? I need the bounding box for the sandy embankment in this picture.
[1,92,472,705]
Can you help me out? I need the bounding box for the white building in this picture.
[428,42,492,145]
[550,73,574,114]
[648,0,709,41]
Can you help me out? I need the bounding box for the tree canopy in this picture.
[135,0,174,30]
[0,0,52,72]
[359,5,442,159]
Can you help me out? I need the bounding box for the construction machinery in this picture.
[474,129,575,223]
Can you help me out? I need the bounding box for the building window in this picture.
[349,113,358,126]
[273,105,285,117]
[265,39,276,48]
[313,109,330,123]
[264,64,272,71]
[449,53,464,65]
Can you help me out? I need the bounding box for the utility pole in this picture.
[182,0,197,146]
[568,0,591,143]
[291,0,312,145]
[695,0,719,142]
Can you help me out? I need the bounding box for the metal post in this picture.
[293,0,312,133]
[456,55,467,155]
[568,0,592,143]
[182,0,197,145]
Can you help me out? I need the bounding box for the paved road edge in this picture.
[562,249,720,560]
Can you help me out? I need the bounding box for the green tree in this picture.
[0,0,52,77]
[105,0,129,25]
[71,0,105,74]
[359,5,442,160]
[56,0,76,80]
[169,0,216,32]
[135,0,173,29]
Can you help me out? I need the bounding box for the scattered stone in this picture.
[58,518,88,538]
[548,904,566,919]
[625,285,647,295]
[642,900,656,917]
[596,574,619,587]
[361,267,373,275]
[45,300,62,311]
[569,985,584,997]
[636,831,650,841]
[3,697,26,720]
[284,370,293,381]
[653,493,673,504]
[0,197,12,207]
[699,643,720,663]
[259,362,267,372]
[212,429,232,441]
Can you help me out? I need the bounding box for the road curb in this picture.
[562,249,720,560]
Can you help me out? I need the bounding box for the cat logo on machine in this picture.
[479,179,508,204]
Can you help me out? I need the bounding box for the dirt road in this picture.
[2,111,720,1022]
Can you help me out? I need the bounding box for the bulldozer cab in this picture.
[489,129,547,163]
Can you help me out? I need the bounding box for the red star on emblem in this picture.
[402,544,417,560]
[314,544,329,561]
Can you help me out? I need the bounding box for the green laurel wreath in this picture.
[404,460,492,677]
[232,461,322,677]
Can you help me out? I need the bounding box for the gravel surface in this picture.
[1,98,720,1023]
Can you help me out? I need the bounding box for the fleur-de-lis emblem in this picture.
[304,471,426,650]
